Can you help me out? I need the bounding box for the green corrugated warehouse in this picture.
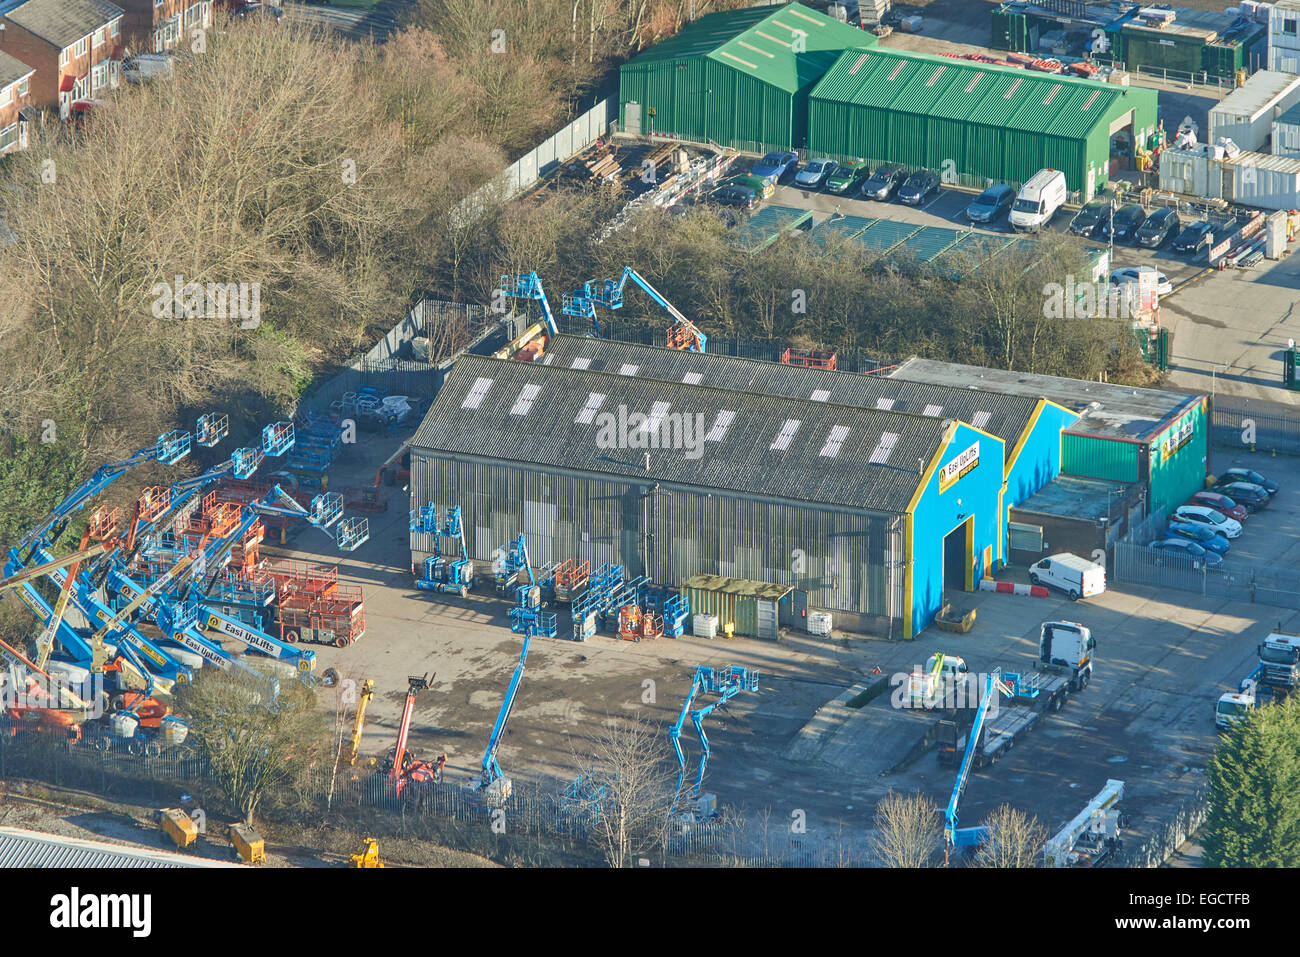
[806,47,1158,199]
[617,1,876,152]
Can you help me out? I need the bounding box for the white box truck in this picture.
[1009,168,1067,233]
[1028,553,1105,601]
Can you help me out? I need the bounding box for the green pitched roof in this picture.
[626,2,876,93]
[810,47,1150,139]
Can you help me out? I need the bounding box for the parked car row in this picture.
[1149,469,1280,569]
[747,152,950,209]
[1069,201,1222,257]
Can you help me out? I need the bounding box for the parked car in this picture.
[1186,490,1248,523]
[1215,481,1270,511]
[1110,266,1173,297]
[861,164,908,200]
[1167,520,1230,554]
[897,169,941,206]
[965,184,1015,224]
[1135,208,1180,248]
[1150,538,1224,568]
[1217,467,1278,496]
[825,162,872,195]
[795,158,838,189]
[719,173,775,199]
[1069,199,1110,237]
[710,184,757,210]
[232,1,283,21]
[751,151,799,182]
[1095,204,1146,243]
[1172,219,1215,255]
[1174,504,1242,539]
[122,53,175,84]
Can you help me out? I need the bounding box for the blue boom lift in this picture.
[498,272,559,338]
[943,670,1014,860]
[410,504,476,596]
[476,630,534,805]
[668,665,759,819]
[562,266,707,352]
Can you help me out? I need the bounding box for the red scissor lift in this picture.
[780,347,838,371]
[263,559,365,649]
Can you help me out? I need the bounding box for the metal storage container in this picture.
[230,824,265,865]
[681,575,791,639]
[1229,152,1300,210]
[1208,71,1300,153]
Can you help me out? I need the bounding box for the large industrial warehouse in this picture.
[412,353,1009,638]
[806,47,1158,199]
[617,2,875,150]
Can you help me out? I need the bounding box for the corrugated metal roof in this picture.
[624,2,875,94]
[890,358,1202,440]
[810,46,1146,141]
[0,826,237,868]
[537,335,1044,450]
[414,355,949,514]
[853,219,923,252]
[1210,70,1300,121]
[1275,101,1300,129]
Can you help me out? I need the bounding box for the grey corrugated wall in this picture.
[410,451,904,625]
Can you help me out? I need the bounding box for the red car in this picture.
[1186,490,1248,522]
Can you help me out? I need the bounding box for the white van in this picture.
[1009,168,1068,232]
[1029,553,1105,601]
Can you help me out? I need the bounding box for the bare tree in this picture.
[570,712,677,868]
[178,667,329,827]
[868,791,940,868]
[974,804,1047,868]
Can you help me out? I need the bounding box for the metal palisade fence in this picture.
[1210,395,1300,457]
[1114,538,1300,610]
[0,730,842,867]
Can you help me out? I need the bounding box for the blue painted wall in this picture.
[1004,400,1080,557]
[906,423,1006,638]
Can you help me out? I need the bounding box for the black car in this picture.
[897,169,941,206]
[1069,200,1109,237]
[861,164,908,200]
[1171,220,1215,255]
[1135,208,1180,248]
[1215,481,1270,511]
[710,185,757,210]
[1217,467,1278,495]
[1096,204,1147,243]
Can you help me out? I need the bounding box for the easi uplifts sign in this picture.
[938,441,979,493]
[1162,418,1194,461]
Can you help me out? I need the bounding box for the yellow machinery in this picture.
[350,838,383,868]
[230,824,265,865]
[158,808,197,850]
[346,679,375,766]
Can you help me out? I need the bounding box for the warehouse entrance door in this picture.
[942,516,974,592]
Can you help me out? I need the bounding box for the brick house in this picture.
[0,50,34,154]
[117,0,212,54]
[0,0,125,121]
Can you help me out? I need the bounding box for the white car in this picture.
[1109,267,1173,298]
[1173,504,1242,539]
[122,53,174,84]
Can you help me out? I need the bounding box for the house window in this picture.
[94,27,106,47]
[112,20,120,38]
[0,123,17,154]
[1286,19,1298,35]
[59,48,69,67]
[17,77,28,98]
[161,14,181,45]
[75,37,89,58]
[92,61,109,93]
[0,86,10,107]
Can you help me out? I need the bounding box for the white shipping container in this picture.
[1209,71,1300,153]
[692,613,718,639]
[1231,152,1300,209]
[1159,147,1216,198]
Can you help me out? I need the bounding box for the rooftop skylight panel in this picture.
[619,363,640,376]
[868,432,899,464]
[682,372,704,385]
[810,389,831,402]
[510,384,542,416]
[706,410,735,442]
[575,392,607,424]
[820,426,850,458]
[770,419,801,451]
[570,358,592,370]
[462,377,493,410]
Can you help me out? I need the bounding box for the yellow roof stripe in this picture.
[717,50,760,70]
[753,29,792,47]
[737,40,776,58]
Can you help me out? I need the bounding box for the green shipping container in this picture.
[1062,433,1140,483]
[682,575,791,639]
[1121,28,1202,76]
[991,9,1029,53]
[1147,401,1208,517]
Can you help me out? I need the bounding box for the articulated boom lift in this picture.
[385,674,445,798]
[410,504,476,596]
[562,266,707,352]
[477,632,534,804]
[498,272,559,338]
[668,665,759,819]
